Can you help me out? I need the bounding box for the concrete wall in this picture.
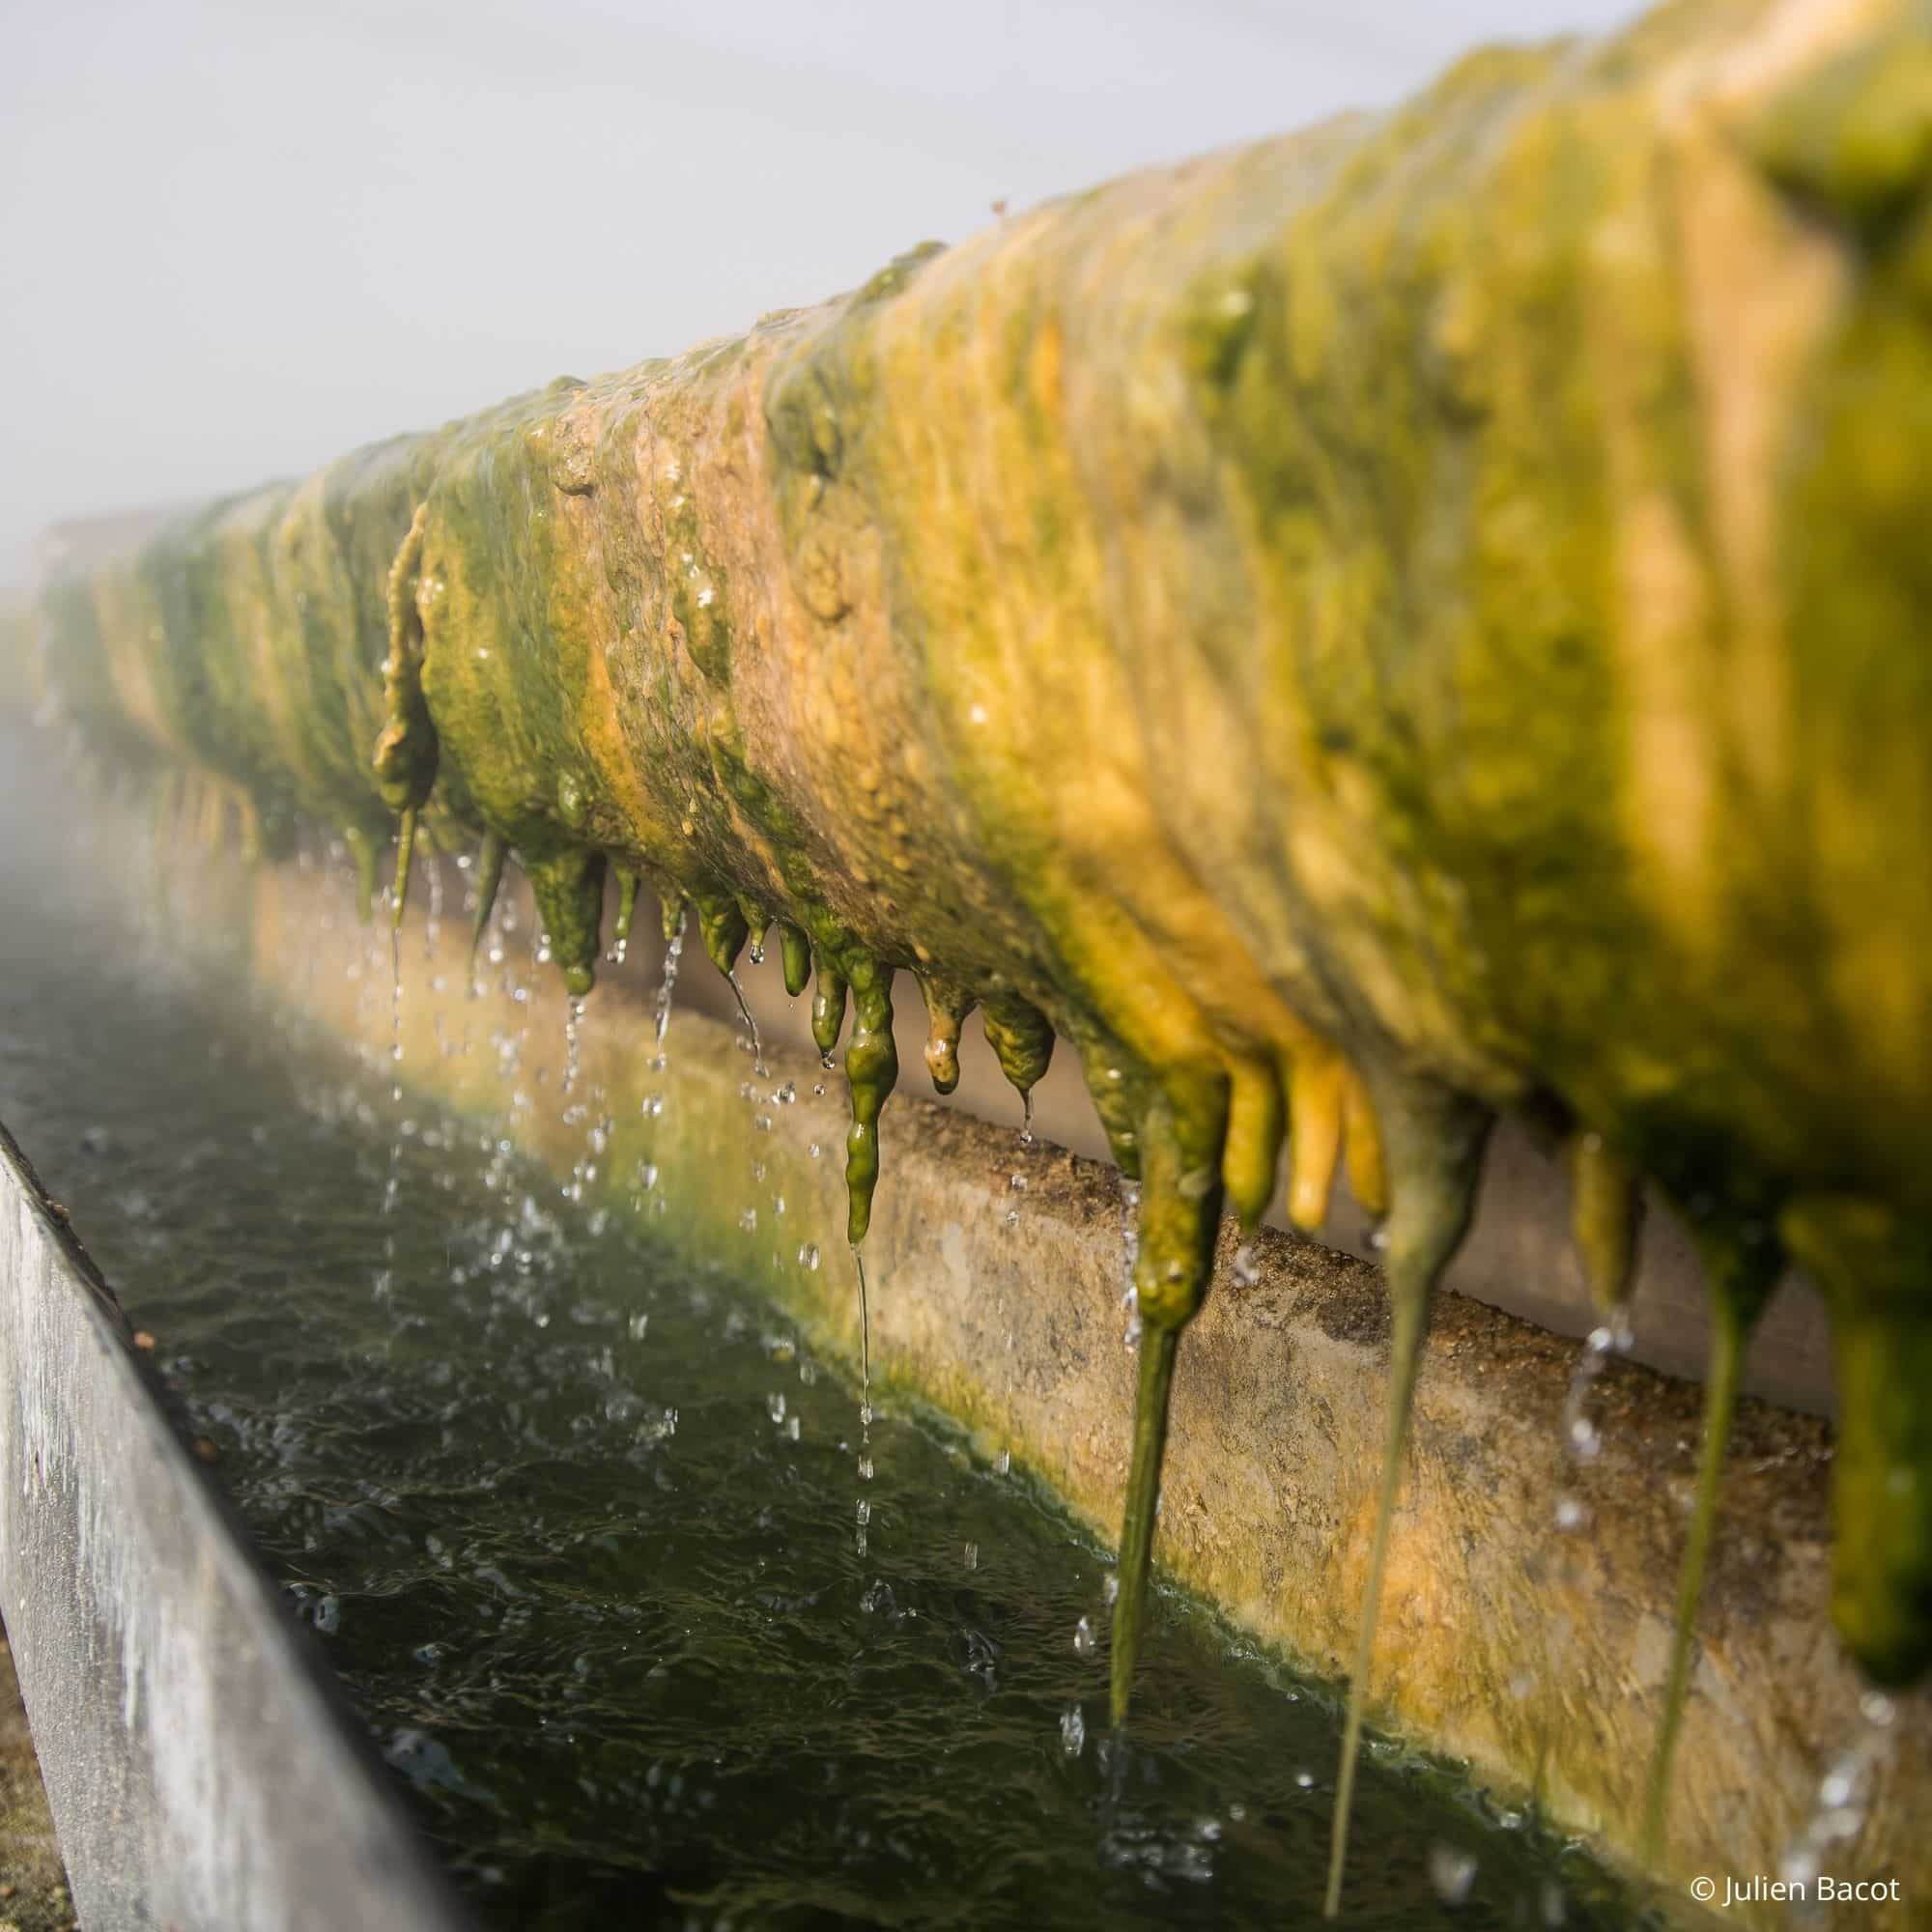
[678,914,1839,1418]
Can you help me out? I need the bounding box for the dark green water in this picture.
[0,753,1649,1929]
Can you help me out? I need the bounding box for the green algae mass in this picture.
[22,0,1932,1891]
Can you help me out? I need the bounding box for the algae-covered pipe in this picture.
[23,0,1932,1843]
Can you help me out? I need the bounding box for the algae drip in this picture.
[0,727,1646,1928]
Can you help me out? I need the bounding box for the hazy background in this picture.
[1,0,1639,585]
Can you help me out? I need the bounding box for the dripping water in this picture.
[853,1241,873,1556]
[653,907,685,1057]
[725,967,768,1079]
[639,908,685,1141]
[1552,1316,1634,1538]
[424,851,444,961]
[387,917,404,1108]
[378,915,404,1297]
[1019,1089,1036,1148]
[1561,1316,1634,1464]
[1779,1690,1897,1903]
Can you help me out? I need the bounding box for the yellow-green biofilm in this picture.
[468,833,508,960]
[1325,1086,1492,1916]
[612,868,641,961]
[23,0,1932,1911]
[1640,1225,1786,1866]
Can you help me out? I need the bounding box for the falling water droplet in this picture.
[377,922,405,1295]
[1562,1319,1632,1463]
[654,907,685,1048]
[1072,1615,1094,1657]
[1779,1690,1896,1889]
[725,969,768,1078]
[1426,1844,1479,1905]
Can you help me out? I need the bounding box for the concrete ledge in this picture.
[0,1121,474,1932]
[226,856,1927,1930]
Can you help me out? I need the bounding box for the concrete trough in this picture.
[0,1120,475,1932]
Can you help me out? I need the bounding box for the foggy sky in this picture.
[1,0,1638,584]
